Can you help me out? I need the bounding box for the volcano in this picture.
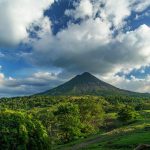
[37,72,149,97]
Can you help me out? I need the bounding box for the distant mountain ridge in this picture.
[37,72,150,97]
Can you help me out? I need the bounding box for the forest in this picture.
[0,95,150,150]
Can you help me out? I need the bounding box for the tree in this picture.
[30,107,58,144]
[76,97,104,134]
[0,109,50,150]
[117,105,139,123]
[54,102,82,143]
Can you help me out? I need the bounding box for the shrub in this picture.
[117,105,140,123]
[0,109,50,150]
[54,102,82,143]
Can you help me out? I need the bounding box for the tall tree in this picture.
[54,102,82,143]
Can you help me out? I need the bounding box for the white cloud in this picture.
[0,71,61,97]
[66,0,130,29]
[133,0,150,12]
[28,17,112,72]
[28,18,150,76]
[115,24,150,69]
[100,0,131,28]
[66,0,150,29]
[0,0,54,47]
[100,74,150,93]
[65,0,93,19]
[33,72,57,80]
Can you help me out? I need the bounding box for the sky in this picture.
[0,0,150,97]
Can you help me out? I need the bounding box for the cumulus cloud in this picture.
[65,0,93,19]
[0,71,62,97]
[28,20,150,76]
[0,0,150,95]
[100,74,150,93]
[65,0,150,29]
[133,0,150,12]
[0,0,54,47]
[28,18,112,73]
[99,0,131,29]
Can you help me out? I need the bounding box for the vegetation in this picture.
[0,109,50,150]
[0,95,150,149]
[117,105,140,123]
[54,102,82,143]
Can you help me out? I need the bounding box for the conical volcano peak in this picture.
[75,72,92,77]
[39,72,120,96]
[38,72,147,96]
[73,72,99,83]
[81,72,92,76]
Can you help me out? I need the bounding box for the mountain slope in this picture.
[37,72,150,96]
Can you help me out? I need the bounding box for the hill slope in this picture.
[37,72,150,96]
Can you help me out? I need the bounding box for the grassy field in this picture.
[54,110,150,150]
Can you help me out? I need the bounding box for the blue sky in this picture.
[0,0,150,97]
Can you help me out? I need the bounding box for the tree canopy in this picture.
[0,109,50,150]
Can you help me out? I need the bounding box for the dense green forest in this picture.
[0,95,150,149]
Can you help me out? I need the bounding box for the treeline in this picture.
[0,95,149,110]
[105,95,150,110]
[0,96,59,110]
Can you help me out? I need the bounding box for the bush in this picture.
[0,109,50,150]
[76,98,104,133]
[30,107,58,144]
[54,102,82,143]
[117,106,140,123]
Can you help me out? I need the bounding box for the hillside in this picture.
[37,72,150,97]
[55,110,150,150]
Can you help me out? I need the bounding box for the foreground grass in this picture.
[54,110,150,150]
